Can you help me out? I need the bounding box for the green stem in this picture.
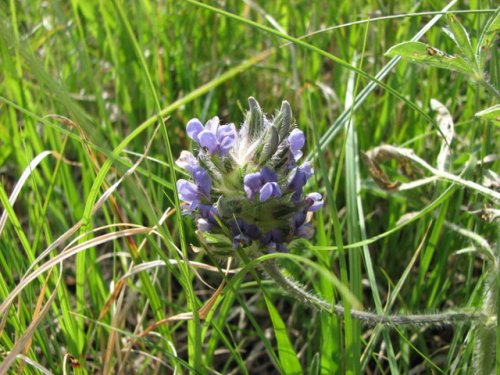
[260,260,486,326]
[480,79,500,98]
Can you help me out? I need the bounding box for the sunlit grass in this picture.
[0,1,498,373]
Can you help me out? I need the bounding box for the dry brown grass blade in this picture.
[12,354,52,375]
[17,268,55,375]
[58,117,162,258]
[100,207,174,374]
[139,259,232,338]
[24,124,162,277]
[0,265,62,374]
[0,227,154,317]
[139,280,226,338]
[363,144,500,200]
[361,149,401,190]
[98,208,176,321]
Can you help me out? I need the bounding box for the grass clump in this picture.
[0,1,498,373]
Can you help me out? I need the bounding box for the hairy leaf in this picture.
[445,14,475,64]
[475,104,500,126]
[385,41,473,74]
[477,9,500,68]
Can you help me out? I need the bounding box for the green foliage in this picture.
[386,9,500,97]
[385,41,473,74]
[264,295,303,375]
[0,1,498,374]
[475,104,500,126]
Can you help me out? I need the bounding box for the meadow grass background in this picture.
[0,0,498,373]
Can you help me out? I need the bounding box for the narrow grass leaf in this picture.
[0,266,61,374]
[264,295,302,375]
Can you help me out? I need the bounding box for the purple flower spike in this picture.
[305,192,323,211]
[260,182,281,202]
[288,129,305,161]
[177,98,323,255]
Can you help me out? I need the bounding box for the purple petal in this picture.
[198,204,218,223]
[232,219,260,239]
[291,212,307,231]
[231,219,260,248]
[219,136,236,155]
[288,163,314,199]
[292,150,303,161]
[261,229,284,245]
[288,129,305,152]
[180,201,198,215]
[175,151,199,174]
[218,125,237,155]
[301,162,313,178]
[216,123,236,140]
[198,130,218,154]
[244,172,263,198]
[177,179,199,203]
[288,167,308,192]
[306,192,323,211]
[192,168,211,198]
[277,244,289,253]
[204,117,220,133]
[186,119,204,142]
[259,182,282,202]
[260,167,278,182]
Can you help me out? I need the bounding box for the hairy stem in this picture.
[260,260,486,326]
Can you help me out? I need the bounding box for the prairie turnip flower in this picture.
[176,97,323,254]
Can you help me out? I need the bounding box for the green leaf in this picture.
[385,41,473,75]
[445,14,476,64]
[259,125,279,165]
[264,295,302,375]
[477,9,500,68]
[475,104,500,126]
[308,352,320,375]
[275,100,292,142]
[247,97,264,138]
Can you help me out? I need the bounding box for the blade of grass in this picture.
[264,295,303,375]
[308,0,458,161]
[186,0,437,134]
